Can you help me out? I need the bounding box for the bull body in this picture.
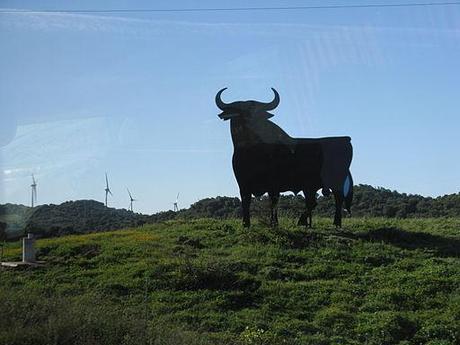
[217,88,353,228]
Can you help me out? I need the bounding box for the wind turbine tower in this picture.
[173,192,180,212]
[104,173,113,207]
[30,174,37,208]
[127,188,136,212]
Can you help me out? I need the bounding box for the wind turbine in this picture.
[173,192,180,212]
[104,173,113,207]
[127,188,136,212]
[30,174,37,208]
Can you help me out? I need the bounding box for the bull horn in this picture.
[215,88,229,110]
[261,88,280,111]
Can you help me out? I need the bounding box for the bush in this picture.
[356,312,417,345]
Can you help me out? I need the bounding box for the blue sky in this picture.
[1,0,459,213]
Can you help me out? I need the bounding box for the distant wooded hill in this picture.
[0,200,148,239]
[174,184,460,220]
[1,185,459,239]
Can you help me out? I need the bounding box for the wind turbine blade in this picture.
[127,188,133,199]
[105,173,109,188]
[32,174,36,184]
[108,189,113,196]
[176,192,180,201]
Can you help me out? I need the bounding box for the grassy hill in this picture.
[1,217,459,345]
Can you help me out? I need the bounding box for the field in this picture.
[1,217,459,345]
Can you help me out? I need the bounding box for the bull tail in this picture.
[343,172,353,214]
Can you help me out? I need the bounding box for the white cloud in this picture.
[0,117,113,180]
[1,8,459,38]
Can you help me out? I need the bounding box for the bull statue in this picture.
[216,87,353,228]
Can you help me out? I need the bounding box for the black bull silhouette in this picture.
[216,88,353,228]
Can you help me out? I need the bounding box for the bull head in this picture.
[215,88,280,121]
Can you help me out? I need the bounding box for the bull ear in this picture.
[259,111,274,120]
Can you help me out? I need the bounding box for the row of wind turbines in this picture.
[104,173,138,211]
[28,173,181,213]
[104,173,136,211]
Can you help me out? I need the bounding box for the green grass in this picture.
[1,217,460,345]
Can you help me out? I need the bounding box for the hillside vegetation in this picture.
[2,185,460,239]
[1,217,459,345]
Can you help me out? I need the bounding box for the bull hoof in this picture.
[297,214,307,226]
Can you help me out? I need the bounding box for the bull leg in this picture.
[268,192,279,227]
[298,190,317,228]
[333,191,344,228]
[298,192,307,226]
[240,190,251,228]
[297,192,308,226]
[298,212,308,226]
[306,191,317,228]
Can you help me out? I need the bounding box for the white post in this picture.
[22,233,36,263]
